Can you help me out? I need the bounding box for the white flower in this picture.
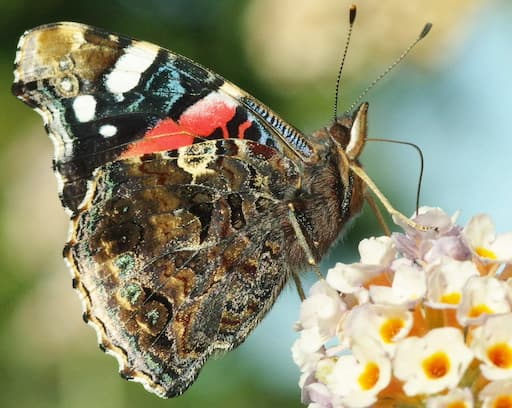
[426,258,479,308]
[326,262,381,294]
[393,327,474,396]
[369,263,426,307]
[425,387,473,407]
[457,276,510,326]
[479,380,512,408]
[463,214,512,262]
[292,335,325,373]
[298,280,346,343]
[315,357,337,384]
[294,209,512,407]
[308,403,328,408]
[358,236,396,266]
[507,278,512,305]
[342,303,413,355]
[324,238,395,297]
[470,313,512,380]
[327,338,391,408]
[296,328,327,355]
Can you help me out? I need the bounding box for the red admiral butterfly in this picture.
[11,14,428,397]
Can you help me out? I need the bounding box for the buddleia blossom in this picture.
[293,208,512,408]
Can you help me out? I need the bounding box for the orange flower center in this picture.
[469,304,493,318]
[441,292,461,305]
[380,318,405,343]
[358,362,380,390]
[422,351,450,379]
[494,395,512,408]
[476,246,497,260]
[447,402,468,408]
[488,343,512,368]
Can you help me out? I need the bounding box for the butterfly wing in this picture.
[68,139,301,396]
[13,22,322,397]
[13,22,316,214]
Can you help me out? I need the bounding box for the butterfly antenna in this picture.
[367,138,425,215]
[347,22,432,113]
[333,5,357,122]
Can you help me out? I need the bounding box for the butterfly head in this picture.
[316,102,369,226]
[329,102,368,163]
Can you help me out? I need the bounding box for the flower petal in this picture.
[326,263,381,294]
[457,276,510,326]
[358,236,396,266]
[470,313,512,380]
[369,264,426,306]
[393,327,473,396]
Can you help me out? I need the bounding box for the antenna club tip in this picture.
[420,22,433,39]
[349,5,357,24]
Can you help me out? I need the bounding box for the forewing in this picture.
[12,22,316,214]
[66,138,301,397]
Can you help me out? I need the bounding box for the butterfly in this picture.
[11,16,425,397]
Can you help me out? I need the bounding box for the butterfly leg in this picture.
[287,203,324,291]
[364,191,391,236]
[291,272,306,301]
[287,203,316,264]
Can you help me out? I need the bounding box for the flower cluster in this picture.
[293,208,512,408]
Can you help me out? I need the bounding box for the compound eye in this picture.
[329,121,351,149]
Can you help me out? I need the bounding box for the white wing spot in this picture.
[105,42,158,94]
[73,95,96,123]
[59,77,73,92]
[99,124,118,138]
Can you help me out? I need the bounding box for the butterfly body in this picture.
[13,22,366,397]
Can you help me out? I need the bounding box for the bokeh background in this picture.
[1,0,511,407]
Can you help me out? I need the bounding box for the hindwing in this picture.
[67,139,300,396]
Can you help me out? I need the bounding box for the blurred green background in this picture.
[1,0,511,407]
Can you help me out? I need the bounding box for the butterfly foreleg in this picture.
[287,202,324,295]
